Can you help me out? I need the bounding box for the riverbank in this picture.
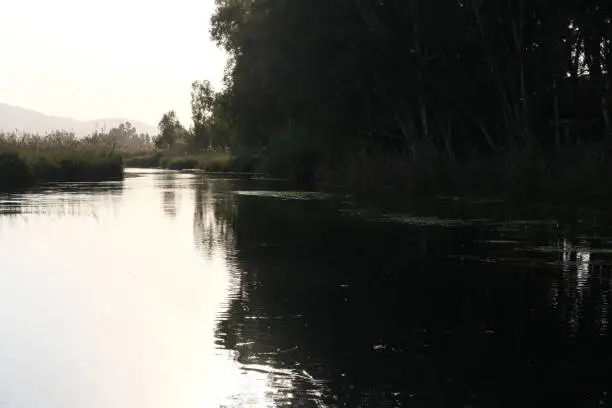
[127,141,612,212]
[5,135,609,215]
[0,151,123,190]
[260,141,612,211]
[339,145,608,197]
[0,148,260,191]
[124,150,259,173]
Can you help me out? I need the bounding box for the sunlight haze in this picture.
[0,0,226,129]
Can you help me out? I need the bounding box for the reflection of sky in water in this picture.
[0,172,324,408]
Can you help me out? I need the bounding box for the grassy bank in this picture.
[258,134,612,209]
[124,150,259,173]
[0,151,123,190]
[0,133,127,190]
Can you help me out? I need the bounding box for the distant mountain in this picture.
[0,103,157,138]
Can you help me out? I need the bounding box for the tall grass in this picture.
[123,152,162,168]
[0,131,126,190]
[0,131,154,157]
[122,147,258,173]
[254,125,612,208]
[162,151,240,171]
[321,141,612,208]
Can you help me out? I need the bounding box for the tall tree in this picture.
[155,111,187,149]
[191,80,216,148]
[210,0,612,158]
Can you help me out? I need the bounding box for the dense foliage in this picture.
[154,82,233,153]
[208,0,612,184]
[1,123,153,156]
[0,123,150,189]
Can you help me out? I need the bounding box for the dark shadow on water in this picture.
[2,173,610,407]
[197,178,612,407]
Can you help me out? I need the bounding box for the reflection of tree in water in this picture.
[212,194,475,407]
[509,233,612,407]
[542,237,611,338]
[192,177,237,259]
[162,191,176,218]
[0,181,124,218]
[194,179,330,406]
[155,173,178,218]
[211,192,612,408]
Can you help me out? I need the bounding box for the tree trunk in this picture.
[410,0,429,140]
[470,2,522,147]
[511,0,530,144]
[477,122,497,153]
[553,78,561,148]
[437,116,454,160]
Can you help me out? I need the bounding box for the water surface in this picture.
[0,169,610,407]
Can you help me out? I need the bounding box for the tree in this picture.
[155,111,188,150]
[191,80,216,148]
[109,122,136,144]
[210,0,612,166]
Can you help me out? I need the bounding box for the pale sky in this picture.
[0,0,227,127]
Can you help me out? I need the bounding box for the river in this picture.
[0,169,610,407]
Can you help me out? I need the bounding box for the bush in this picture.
[161,151,238,172]
[31,156,123,182]
[228,153,259,173]
[0,152,33,190]
[262,126,323,185]
[123,153,161,168]
[87,157,124,180]
[31,156,61,180]
[166,156,200,170]
[199,151,235,172]
[0,152,124,191]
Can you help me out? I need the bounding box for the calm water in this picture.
[0,169,610,408]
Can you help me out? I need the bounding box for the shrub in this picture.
[262,126,323,184]
[0,152,33,189]
[166,156,200,170]
[31,156,61,180]
[124,153,161,168]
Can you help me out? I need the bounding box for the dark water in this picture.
[0,169,610,408]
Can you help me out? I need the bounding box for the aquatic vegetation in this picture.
[0,152,33,190]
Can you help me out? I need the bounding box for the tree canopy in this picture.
[210,0,612,157]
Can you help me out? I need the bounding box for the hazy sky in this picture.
[0,0,227,127]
